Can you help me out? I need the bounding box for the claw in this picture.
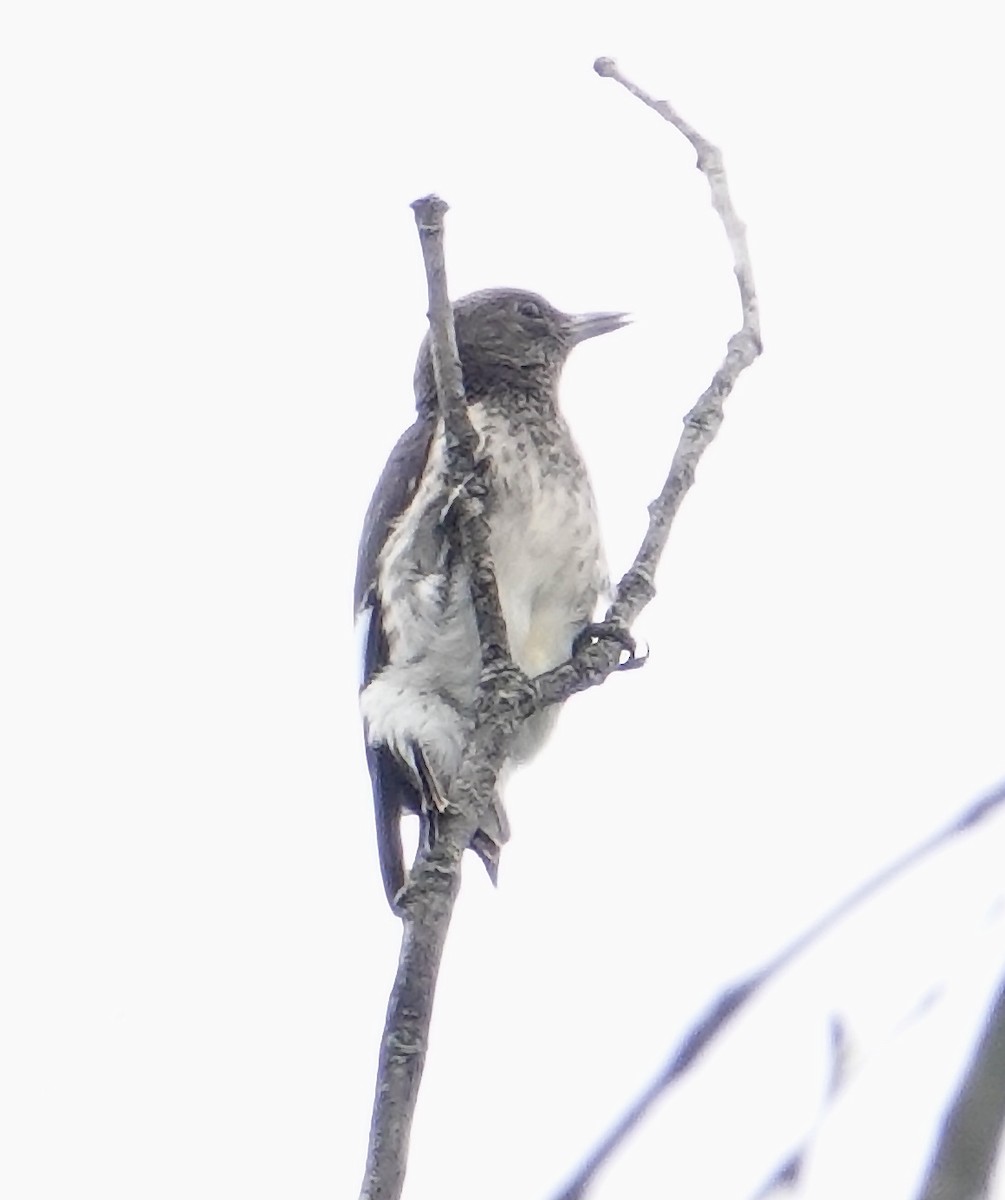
[573,621,647,671]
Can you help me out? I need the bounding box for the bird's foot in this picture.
[478,658,538,722]
[573,620,647,671]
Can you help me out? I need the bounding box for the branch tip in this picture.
[593,56,617,77]
[410,193,450,229]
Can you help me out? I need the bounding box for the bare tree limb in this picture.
[917,973,1005,1200]
[549,781,1005,1200]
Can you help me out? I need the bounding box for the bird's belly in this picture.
[489,478,602,678]
[511,597,582,677]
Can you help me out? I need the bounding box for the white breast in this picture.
[469,405,607,677]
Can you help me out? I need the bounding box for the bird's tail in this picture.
[366,740,412,908]
[369,736,512,906]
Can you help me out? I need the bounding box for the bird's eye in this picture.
[517,300,543,320]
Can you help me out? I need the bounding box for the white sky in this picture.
[2,2,1004,1198]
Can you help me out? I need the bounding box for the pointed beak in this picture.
[566,310,632,346]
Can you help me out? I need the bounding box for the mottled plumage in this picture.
[355,288,628,909]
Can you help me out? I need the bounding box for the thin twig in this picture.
[550,781,1005,1200]
[536,59,762,707]
[410,196,514,668]
[751,1018,848,1198]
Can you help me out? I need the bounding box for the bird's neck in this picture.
[414,363,565,430]
[458,358,563,432]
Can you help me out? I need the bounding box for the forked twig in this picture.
[361,58,763,1200]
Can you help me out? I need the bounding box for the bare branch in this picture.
[536,59,762,708]
[752,1018,848,1198]
[917,974,1005,1200]
[549,781,1005,1200]
[359,197,532,1200]
[592,57,760,337]
[410,196,514,669]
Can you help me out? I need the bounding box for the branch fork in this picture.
[360,60,763,1200]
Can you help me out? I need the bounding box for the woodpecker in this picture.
[355,287,628,910]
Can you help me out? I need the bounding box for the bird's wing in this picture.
[355,417,436,906]
[354,415,436,622]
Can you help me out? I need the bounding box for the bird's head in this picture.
[413,287,629,414]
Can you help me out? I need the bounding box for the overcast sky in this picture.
[3,2,1004,1198]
